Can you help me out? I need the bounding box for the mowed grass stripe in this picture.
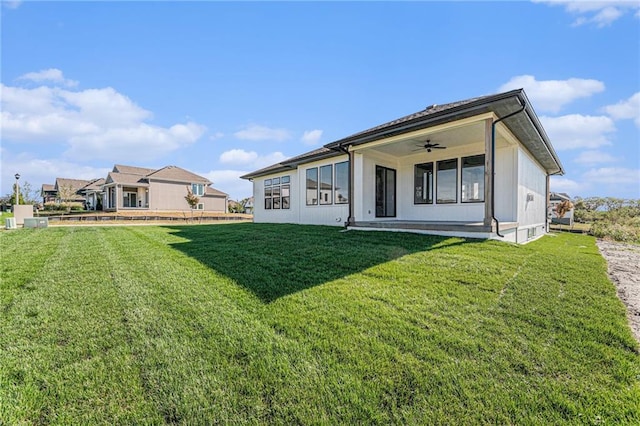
[98,226,334,424]
[0,227,156,424]
[0,225,638,424]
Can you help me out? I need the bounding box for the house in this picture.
[82,178,106,210]
[244,197,254,214]
[54,178,92,204]
[549,192,574,226]
[101,164,228,212]
[41,184,57,204]
[241,89,564,243]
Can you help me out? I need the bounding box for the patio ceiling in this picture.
[359,120,511,158]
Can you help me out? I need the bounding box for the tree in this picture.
[20,181,40,205]
[7,183,26,205]
[555,200,574,220]
[228,198,249,213]
[184,186,200,220]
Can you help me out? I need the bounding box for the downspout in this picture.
[491,101,526,237]
[335,143,353,227]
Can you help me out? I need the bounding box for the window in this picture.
[319,165,333,205]
[335,161,349,204]
[282,185,290,209]
[264,176,290,210]
[461,155,485,203]
[191,183,204,196]
[306,168,318,205]
[272,186,281,209]
[414,163,433,204]
[192,203,204,210]
[437,159,458,204]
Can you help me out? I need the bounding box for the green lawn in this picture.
[1,224,638,424]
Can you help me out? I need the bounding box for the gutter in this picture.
[333,143,354,226]
[326,89,524,149]
[491,100,526,238]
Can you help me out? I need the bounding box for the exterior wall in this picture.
[253,170,300,224]
[358,150,399,222]
[516,146,548,240]
[298,156,349,226]
[252,155,350,226]
[397,144,486,222]
[148,180,192,211]
[495,145,517,222]
[354,144,486,223]
[201,195,227,212]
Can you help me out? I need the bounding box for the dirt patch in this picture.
[596,239,640,345]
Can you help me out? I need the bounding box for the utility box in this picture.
[24,217,49,228]
[12,205,34,225]
[5,218,16,229]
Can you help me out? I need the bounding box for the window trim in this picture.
[319,164,333,205]
[436,158,458,204]
[413,162,434,205]
[461,154,485,204]
[334,161,349,204]
[191,183,204,196]
[306,168,319,206]
[264,175,290,211]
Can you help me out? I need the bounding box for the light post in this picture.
[14,173,20,205]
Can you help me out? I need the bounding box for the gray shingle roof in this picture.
[105,172,148,186]
[240,147,342,180]
[113,164,156,175]
[205,186,228,197]
[242,89,564,179]
[146,165,211,184]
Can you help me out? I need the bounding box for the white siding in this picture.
[252,156,350,226]
[358,151,399,221]
[252,171,300,224]
[397,146,486,222]
[298,156,349,226]
[517,146,547,240]
[495,145,517,222]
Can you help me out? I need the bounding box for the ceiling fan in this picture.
[414,140,446,153]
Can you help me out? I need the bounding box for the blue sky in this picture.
[1,1,639,201]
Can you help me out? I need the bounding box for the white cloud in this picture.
[0,74,206,161]
[301,129,323,146]
[550,176,585,194]
[498,75,605,113]
[603,92,640,127]
[534,1,640,27]
[209,131,224,141]
[219,149,258,165]
[573,150,618,164]
[582,167,640,185]
[0,155,110,196]
[200,169,253,201]
[219,149,288,168]
[65,122,205,161]
[540,114,615,150]
[17,68,78,87]
[2,1,22,10]
[233,124,290,142]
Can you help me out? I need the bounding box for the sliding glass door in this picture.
[375,165,396,218]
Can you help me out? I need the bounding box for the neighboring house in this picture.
[55,178,91,204]
[41,184,57,204]
[244,197,254,214]
[241,89,564,244]
[82,178,106,210]
[101,164,228,212]
[549,192,574,226]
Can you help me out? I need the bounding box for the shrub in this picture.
[590,222,640,243]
